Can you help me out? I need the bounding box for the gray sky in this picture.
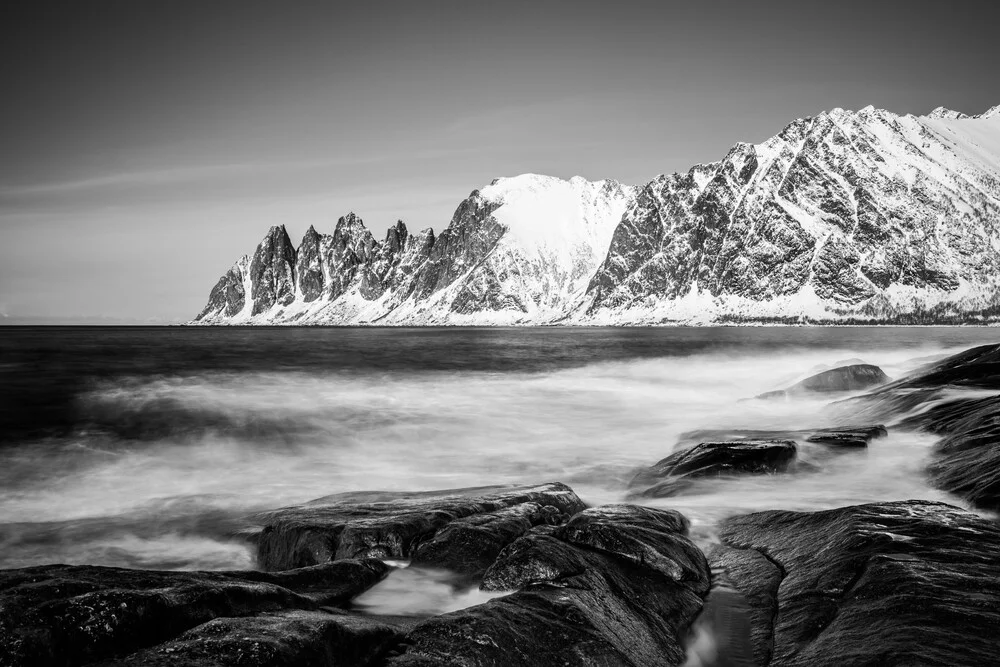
[2,0,998,323]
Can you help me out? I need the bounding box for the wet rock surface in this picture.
[843,344,1000,510]
[0,560,389,667]
[678,424,887,449]
[255,483,586,571]
[756,363,889,399]
[387,504,710,666]
[98,610,405,667]
[629,440,798,498]
[717,500,1000,667]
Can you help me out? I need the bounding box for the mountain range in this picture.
[194,103,1000,325]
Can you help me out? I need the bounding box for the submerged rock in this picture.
[757,363,889,399]
[255,483,585,572]
[629,440,797,498]
[0,560,388,667]
[717,500,1000,666]
[386,504,709,666]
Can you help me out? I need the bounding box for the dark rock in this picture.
[629,440,797,498]
[718,500,1000,666]
[99,610,404,667]
[255,483,585,571]
[249,225,297,315]
[0,560,388,667]
[757,364,889,399]
[805,424,887,448]
[386,504,709,666]
[555,505,707,592]
[836,344,1000,510]
[195,261,247,320]
[409,502,568,578]
[678,425,887,448]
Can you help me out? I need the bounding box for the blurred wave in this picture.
[0,326,996,575]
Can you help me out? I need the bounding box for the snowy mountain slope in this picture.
[195,174,635,324]
[194,104,1000,325]
[579,106,1000,324]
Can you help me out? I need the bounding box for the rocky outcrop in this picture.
[0,560,389,667]
[584,106,1000,324]
[715,500,1000,666]
[756,363,889,398]
[386,505,709,666]
[836,343,1000,509]
[254,483,586,571]
[194,104,1000,325]
[102,611,404,667]
[629,440,798,498]
[805,424,887,448]
[249,225,297,316]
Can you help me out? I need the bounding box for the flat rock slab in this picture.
[255,483,585,572]
[717,500,1000,667]
[679,425,887,449]
[804,425,888,448]
[757,364,889,399]
[629,440,797,498]
[0,560,389,667]
[385,504,709,667]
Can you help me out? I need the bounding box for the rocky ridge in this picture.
[195,104,1000,325]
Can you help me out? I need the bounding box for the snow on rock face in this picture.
[927,107,969,120]
[582,106,1000,324]
[194,103,1000,325]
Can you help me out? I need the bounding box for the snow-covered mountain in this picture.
[194,104,1000,325]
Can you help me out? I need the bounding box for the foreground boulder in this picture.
[716,500,1000,666]
[629,440,797,498]
[757,363,889,399]
[0,560,389,667]
[101,610,405,667]
[255,483,585,572]
[385,504,710,666]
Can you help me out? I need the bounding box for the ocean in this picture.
[1,326,997,582]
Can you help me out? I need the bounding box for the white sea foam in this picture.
[0,338,991,614]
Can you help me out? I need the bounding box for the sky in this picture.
[1,0,998,323]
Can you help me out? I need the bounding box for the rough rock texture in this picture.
[100,610,404,667]
[255,483,586,571]
[0,560,389,667]
[757,364,889,398]
[805,424,888,448]
[194,104,1000,325]
[717,500,1000,666]
[248,225,298,316]
[385,504,709,666]
[585,106,1000,324]
[837,343,1000,509]
[196,175,634,324]
[676,424,887,449]
[629,440,797,498]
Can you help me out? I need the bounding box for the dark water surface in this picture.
[1,326,998,575]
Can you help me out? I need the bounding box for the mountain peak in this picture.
[927,106,969,120]
[977,105,1000,119]
[194,100,1000,326]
